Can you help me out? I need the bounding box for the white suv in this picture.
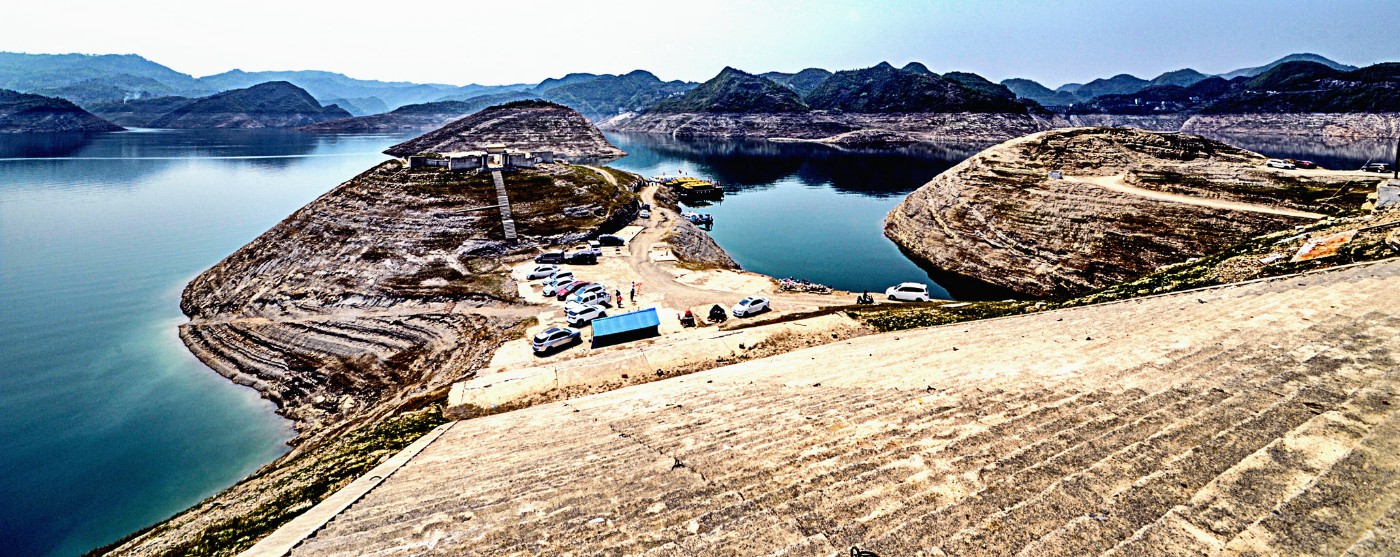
[526,264,559,280]
[1265,159,1296,169]
[569,285,612,307]
[531,326,580,353]
[885,282,931,302]
[565,303,607,326]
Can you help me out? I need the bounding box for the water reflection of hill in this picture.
[0,130,405,191]
[607,132,990,197]
[1198,133,1395,170]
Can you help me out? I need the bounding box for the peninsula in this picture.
[0,88,122,133]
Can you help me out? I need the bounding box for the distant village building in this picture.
[406,143,554,173]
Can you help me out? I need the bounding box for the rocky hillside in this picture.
[533,70,694,120]
[647,67,809,113]
[87,95,193,127]
[885,127,1367,297]
[148,81,351,129]
[384,100,625,161]
[297,96,535,133]
[761,67,833,96]
[0,88,123,133]
[804,62,1027,113]
[1001,78,1078,108]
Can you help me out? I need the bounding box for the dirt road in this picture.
[1063,174,1327,219]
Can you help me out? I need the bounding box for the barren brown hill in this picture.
[383,100,625,162]
[885,127,1371,297]
[259,258,1400,556]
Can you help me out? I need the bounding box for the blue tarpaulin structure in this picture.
[591,307,661,347]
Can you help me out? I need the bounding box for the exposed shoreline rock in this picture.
[601,111,1051,143]
[884,127,1366,298]
[605,111,1400,143]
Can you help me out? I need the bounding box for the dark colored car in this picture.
[556,281,595,301]
[564,249,599,265]
[595,234,625,247]
[1288,159,1318,169]
[1363,162,1393,173]
[534,251,565,264]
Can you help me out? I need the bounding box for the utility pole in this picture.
[1393,136,1399,181]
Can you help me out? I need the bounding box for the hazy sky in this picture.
[3,0,1397,88]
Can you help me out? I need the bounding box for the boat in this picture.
[682,211,714,225]
[655,175,725,200]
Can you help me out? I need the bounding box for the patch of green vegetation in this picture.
[85,408,449,557]
[846,301,1031,332]
[850,217,1399,332]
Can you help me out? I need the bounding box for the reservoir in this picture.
[0,129,410,557]
[1,127,1392,556]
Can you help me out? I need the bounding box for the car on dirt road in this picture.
[555,281,596,301]
[1363,162,1393,173]
[1288,159,1318,169]
[591,234,626,247]
[731,296,770,317]
[532,326,581,354]
[565,303,608,326]
[534,251,565,264]
[1265,159,1296,169]
[639,209,651,219]
[526,264,560,280]
[569,286,613,307]
[542,276,579,297]
[564,249,600,265]
[885,282,931,302]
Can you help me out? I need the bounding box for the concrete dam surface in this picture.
[263,259,1400,556]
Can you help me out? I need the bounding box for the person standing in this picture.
[616,289,624,307]
[630,283,636,302]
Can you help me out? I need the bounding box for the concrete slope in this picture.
[284,260,1400,557]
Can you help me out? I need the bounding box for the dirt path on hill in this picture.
[1064,174,1327,219]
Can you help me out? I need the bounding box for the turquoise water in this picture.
[605,133,1007,298]
[0,129,410,557]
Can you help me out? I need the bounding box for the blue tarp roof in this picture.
[592,308,660,337]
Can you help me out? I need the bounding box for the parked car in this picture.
[596,234,626,247]
[1265,159,1296,169]
[639,209,651,219]
[642,203,652,210]
[542,276,578,297]
[564,303,607,327]
[547,269,575,283]
[534,251,565,264]
[731,296,770,317]
[569,287,613,307]
[555,281,595,301]
[526,264,559,280]
[1363,162,1393,173]
[531,326,580,353]
[885,282,931,302]
[1288,159,1318,169]
[564,249,599,265]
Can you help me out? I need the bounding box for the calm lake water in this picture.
[1,127,1388,557]
[607,131,1398,298]
[0,129,410,557]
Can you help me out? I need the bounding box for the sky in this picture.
[2,0,1398,88]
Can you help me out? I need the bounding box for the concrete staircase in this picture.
[491,170,516,242]
[284,260,1400,556]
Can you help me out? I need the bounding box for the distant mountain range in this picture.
[1070,60,1400,115]
[1001,53,1358,107]
[1,50,1393,137]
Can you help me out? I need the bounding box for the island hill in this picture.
[0,88,122,133]
[89,81,351,128]
[885,127,1377,298]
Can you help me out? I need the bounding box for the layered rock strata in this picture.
[180,161,639,442]
[885,127,1363,297]
[384,101,625,162]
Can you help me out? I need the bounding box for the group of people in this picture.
[615,282,641,308]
